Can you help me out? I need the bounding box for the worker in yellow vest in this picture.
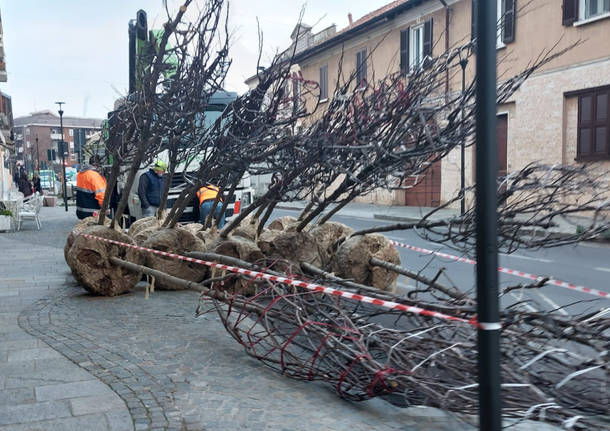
[196,184,225,228]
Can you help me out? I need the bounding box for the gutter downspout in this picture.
[439,0,450,99]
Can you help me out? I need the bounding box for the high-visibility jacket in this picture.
[196,185,221,206]
[76,168,106,219]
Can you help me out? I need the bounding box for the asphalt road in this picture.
[271,208,610,317]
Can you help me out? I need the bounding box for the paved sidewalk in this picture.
[276,200,458,222]
[0,206,132,431]
[0,206,561,431]
[276,200,598,237]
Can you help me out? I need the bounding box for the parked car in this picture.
[39,169,60,195]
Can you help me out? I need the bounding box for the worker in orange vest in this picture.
[197,184,225,228]
[75,156,106,219]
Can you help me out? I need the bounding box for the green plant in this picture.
[0,209,13,217]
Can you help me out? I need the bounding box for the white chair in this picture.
[18,194,43,230]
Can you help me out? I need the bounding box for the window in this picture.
[356,49,367,87]
[319,64,328,100]
[25,128,30,135]
[576,86,610,160]
[410,24,424,70]
[472,0,515,44]
[563,0,610,25]
[69,129,74,136]
[400,19,433,74]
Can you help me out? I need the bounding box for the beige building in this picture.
[247,0,610,207]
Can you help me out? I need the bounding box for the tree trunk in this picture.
[98,158,120,226]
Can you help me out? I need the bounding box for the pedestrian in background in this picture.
[197,183,225,228]
[75,156,106,219]
[16,169,33,198]
[32,171,42,195]
[138,160,167,218]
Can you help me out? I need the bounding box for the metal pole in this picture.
[474,2,501,431]
[35,134,40,171]
[56,102,68,212]
[460,58,467,216]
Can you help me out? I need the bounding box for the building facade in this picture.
[0,8,13,196]
[251,0,610,207]
[13,111,102,173]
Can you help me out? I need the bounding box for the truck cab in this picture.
[119,90,254,223]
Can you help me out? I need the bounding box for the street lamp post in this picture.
[35,134,40,171]
[474,2,501,430]
[56,102,68,212]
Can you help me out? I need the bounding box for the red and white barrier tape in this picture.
[78,233,493,329]
[390,240,609,299]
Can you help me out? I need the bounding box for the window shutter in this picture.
[400,29,409,75]
[423,19,433,58]
[503,0,516,43]
[471,0,478,41]
[562,0,578,26]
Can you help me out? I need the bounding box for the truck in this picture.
[115,92,254,224]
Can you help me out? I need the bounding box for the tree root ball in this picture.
[257,230,322,267]
[67,225,144,296]
[142,228,207,290]
[310,222,354,267]
[268,216,298,231]
[212,236,265,295]
[180,223,204,237]
[128,216,163,245]
[332,234,400,291]
[65,216,112,268]
[196,228,221,251]
[231,216,260,241]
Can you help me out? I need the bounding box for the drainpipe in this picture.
[439,0,450,97]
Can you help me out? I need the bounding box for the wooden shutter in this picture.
[356,49,367,86]
[400,29,409,75]
[503,0,516,43]
[562,0,578,26]
[319,64,328,100]
[423,19,433,58]
[471,0,478,41]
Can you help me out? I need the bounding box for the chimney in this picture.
[348,12,353,26]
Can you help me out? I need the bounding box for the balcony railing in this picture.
[50,133,63,140]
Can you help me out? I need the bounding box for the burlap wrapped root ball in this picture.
[310,222,354,267]
[65,216,113,269]
[231,216,261,241]
[257,229,322,267]
[179,222,204,237]
[128,216,164,245]
[196,228,221,251]
[332,234,400,291]
[212,236,265,295]
[142,228,207,290]
[67,225,144,296]
[268,215,298,232]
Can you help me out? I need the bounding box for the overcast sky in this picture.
[1,0,391,120]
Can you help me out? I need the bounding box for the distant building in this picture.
[13,111,103,173]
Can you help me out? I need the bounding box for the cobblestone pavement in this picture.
[2,207,561,430]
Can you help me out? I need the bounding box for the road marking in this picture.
[509,292,538,312]
[594,267,610,273]
[535,291,569,316]
[500,253,553,263]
